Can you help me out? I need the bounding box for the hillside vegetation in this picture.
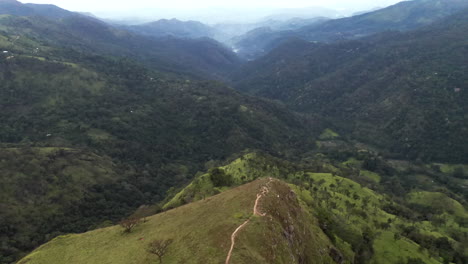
[0,147,132,264]
[233,9,468,163]
[233,0,468,59]
[18,178,337,264]
[19,152,468,264]
[0,11,241,80]
[155,151,468,264]
[0,15,322,263]
[1,1,468,264]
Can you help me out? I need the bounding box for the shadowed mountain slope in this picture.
[0,0,74,19]
[233,10,468,162]
[123,18,216,39]
[0,17,323,262]
[0,11,241,80]
[234,0,468,59]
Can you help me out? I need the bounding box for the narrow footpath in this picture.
[225,178,273,264]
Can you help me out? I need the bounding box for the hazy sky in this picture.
[19,0,403,12]
[18,0,405,23]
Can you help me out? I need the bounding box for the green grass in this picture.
[371,231,441,264]
[15,152,468,264]
[407,191,468,218]
[298,172,457,264]
[319,128,340,140]
[343,158,362,167]
[20,180,261,264]
[438,163,468,175]
[163,153,296,210]
[19,179,335,264]
[360,170,381,183]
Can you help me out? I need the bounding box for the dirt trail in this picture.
[225,178,273,264]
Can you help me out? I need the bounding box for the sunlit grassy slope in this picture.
[17,152,468,264]
[18,178,335,264]
[162,153,468,263]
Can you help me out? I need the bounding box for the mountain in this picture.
[17,152,468,263]
[18,178,336,264]
[2,1,468,264]
[0,14,324,262]
[234,0,468,59]
[232,9,468,163]
[231,17,327,59]
[263,6,342,21]
[124,18,216,39]
[296,0,468,41]
[0,0,74,19]
[0,10,241,80]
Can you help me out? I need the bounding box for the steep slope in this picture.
[233,10,468,162]
[297,0,468,41]
[0,21,323,263]
[0,148,129,264]
[0,0,74,19]
[232,18,326,59]
[17,178,336,264]
[0,12,241,80]
[18,152,468,264]
[159,151,468,264]
[124,18,216,39]
[234,0,468,59]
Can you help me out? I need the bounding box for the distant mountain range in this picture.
[0,9,241,80]
[0,2,322,262]
[233,0,468,59]
[0,0,74,19]
[233,8,468,162]
[122,18,216,39]
[1,1,468,264]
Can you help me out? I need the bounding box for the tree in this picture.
[147,239,173,263]
[209,168,233,187]
[119,217,140,233]
[453,167,465,179]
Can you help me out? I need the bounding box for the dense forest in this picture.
[0,15,322,262]
[233,10,468,163]
[0,0,467,263]
[233,0,468,58]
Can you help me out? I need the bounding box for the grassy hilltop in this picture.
[18,178,336,264]
[18,152,468,264]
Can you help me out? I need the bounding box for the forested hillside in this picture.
[0,16,322,263]
[18,152,468,264]
[0,12,241,80]
[234,0,468,59]
[0,0,74,19]
[1,1,468,264]
[123,19,216,39]
[233,10,468,163]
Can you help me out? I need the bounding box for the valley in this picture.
[0,0,467,263]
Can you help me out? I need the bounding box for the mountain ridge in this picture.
[17,151,468,263]
[0,0,75,19]
[17,178,337,264]
[233,8,468,162]
[123,18,216,39]
[0,14,241,80]
[0,17,323,262]
[233,0,468,59]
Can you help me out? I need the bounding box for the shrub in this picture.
[119,217,141,233]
